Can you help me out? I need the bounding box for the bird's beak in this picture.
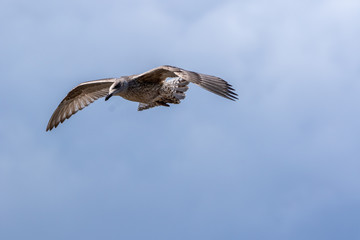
[105,93,113,101]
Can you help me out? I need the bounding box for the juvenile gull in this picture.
[46,65,238,131]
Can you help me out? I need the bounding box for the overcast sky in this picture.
[1,0,360,239]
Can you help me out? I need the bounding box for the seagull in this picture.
[46,65,238,131]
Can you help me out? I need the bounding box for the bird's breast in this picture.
[118,81,162,103]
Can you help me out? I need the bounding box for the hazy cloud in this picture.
[1,1,360,239]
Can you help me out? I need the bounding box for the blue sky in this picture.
[1,0,360,239]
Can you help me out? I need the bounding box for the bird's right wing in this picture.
[46,78,116,131]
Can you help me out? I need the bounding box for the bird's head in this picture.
[105,78,128,101]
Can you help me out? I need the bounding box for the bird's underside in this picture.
[137,78,190,111]
[46,65,238,131]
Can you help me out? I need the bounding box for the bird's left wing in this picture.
[134,66,178,83]
[46,78,116,131]
[136,65,238,101]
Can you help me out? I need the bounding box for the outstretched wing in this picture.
[135,65,238,101]
[46,78,116,131]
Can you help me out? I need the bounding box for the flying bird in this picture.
[46,65,238,131]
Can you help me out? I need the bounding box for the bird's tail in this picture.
[138,77,189,111]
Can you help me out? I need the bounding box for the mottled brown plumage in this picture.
[46,65,238,131]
